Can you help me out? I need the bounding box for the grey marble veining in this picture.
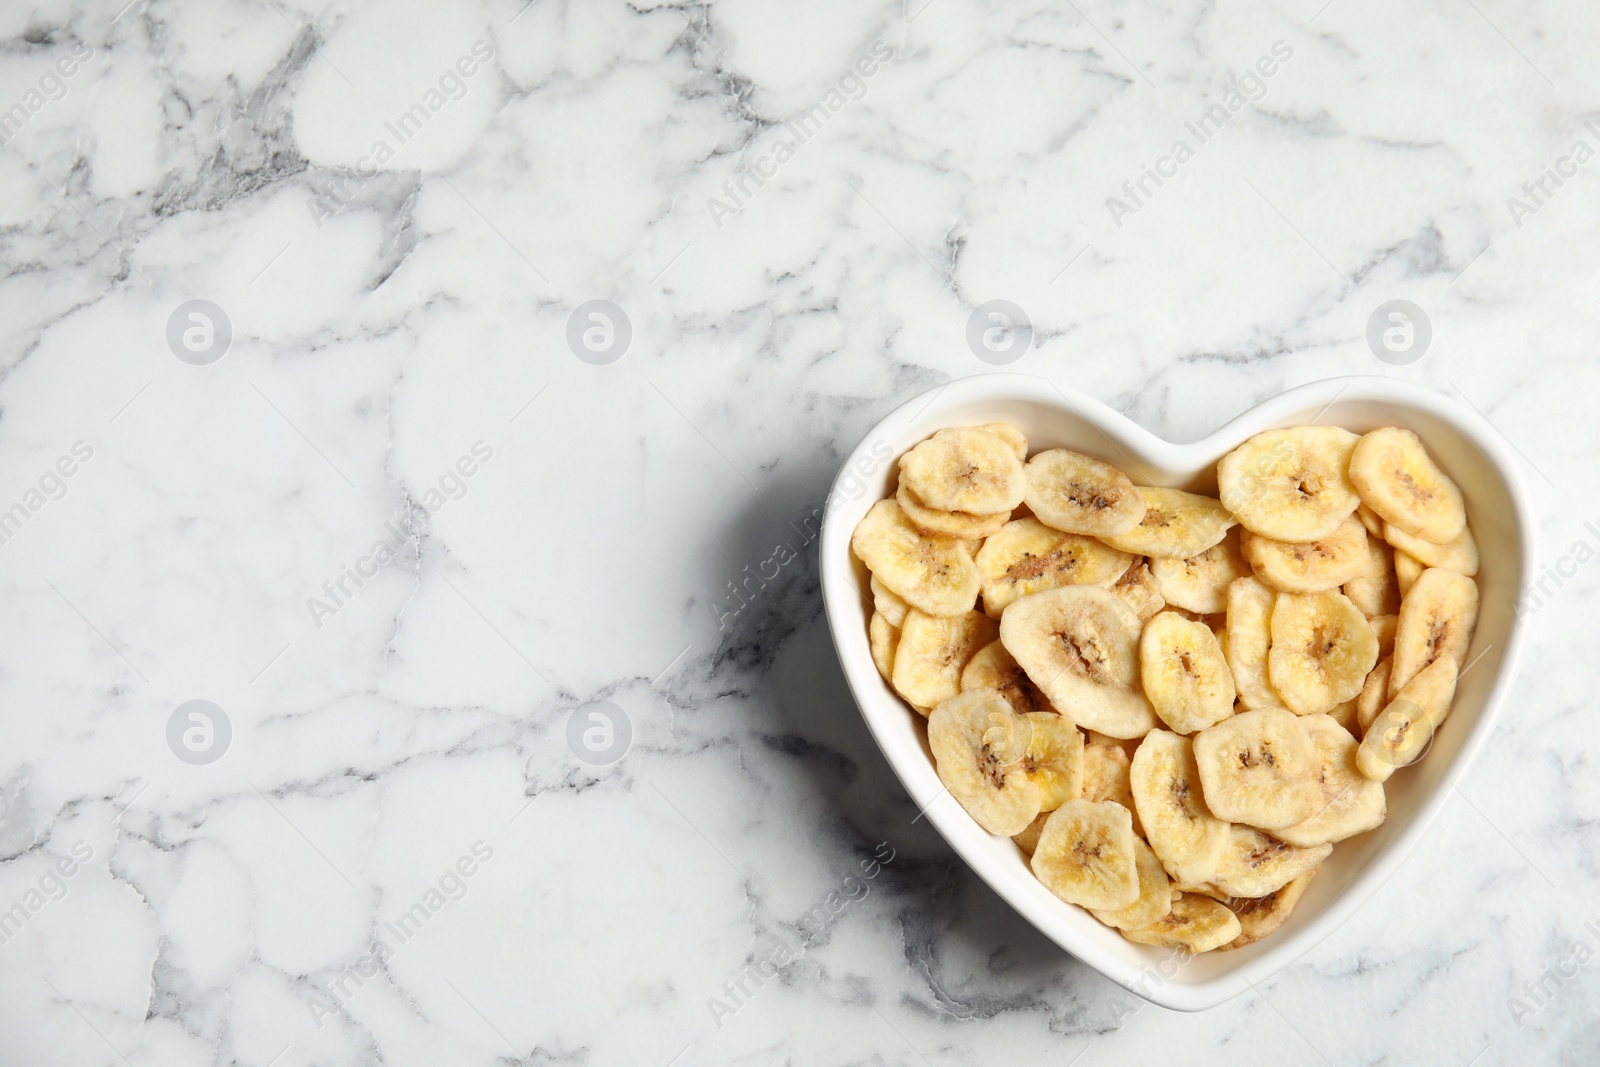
[0,0,1596,1064]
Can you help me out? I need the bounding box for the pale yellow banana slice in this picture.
[1023,712,1084,811]
[1030,799,1141,910]
[1101,487,1237,558]
[1356,503,1385,538]
[1109,557,1166,622]
[1210,826,1332,898]
[1326,697,1360,736]
[1342,535,1402,617]
[975,518,1133,618]
[1273,715,1386,846]
[1217,426,1361,541]
[927,689,1043,835]
[999,587,1157,739]
[892,610,998,708]
[899,427,1026,514]
[1140,612,1237,734]
[1349,427,1466,544]
[871,575,909,627]
[1226,576,1280,710]
[1013,812,1049,856]
[869,611,899,683]
[1359,654,1458,782]
[852,499,980,616]
[896,483,1010,539]
[974,421,1028,462]
[1393,549,1423,596]
[1193,708,1320,829]
[1369,613,1398,659]
[1220,867,1318,950]
[1171,881,1232,903]
[1384,521,1479,576]
[1023,449,1146,537]
[1242,515,1370,594]
[960,639,1056,716]
[1356,654,1392,735]
[1090,837,1173,931]
[1151,528,1250,614]
[1121,893,1241,953]
[1268,591,1379,715]
[1082,731,1143,837]
[1389,567,1479,698]
[1131,731,1231,886]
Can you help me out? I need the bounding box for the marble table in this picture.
[0,0,1595,1063]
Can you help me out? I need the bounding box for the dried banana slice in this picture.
[1013,812,1049,856]
[1241,515,1370,594]
[1023,449,1146,537]
[871,575,909,627]
[960,639,1056,716]
[869,611,899,683]
[891,610,998,708]
[1082,731,1142,837]
[975,518,1133,618]
[999,586,1157,739]
[1226,576,1280,710]
[1217,426,1361,541]
[1273,715,1386,847]
[974,421,1028,462]
[1268,591,1379,716]
[1140,612,1237,734]
[1030,799,1141,910]
[1151,528,1251,614]
[927,690,1042,835]
[1210,826,1332,899]
[1356,503,1385,538]
[1131,730,1231,886]
[1220,867,1318,950]
[896,484,1010,539]
[1389,567,1479,697]
[1193,708,1320,830]
[1022,712,1084,811]
[1122,892,1241,953]
[1358,654,1458,782]
[900,427,1026,515]
[1101,487,1237,558]
[1384,522,1479,576]
[1109,557,1166,623]
[1369,613,1398,659]
[1348,427,1466,544]
[1090,837,1173,931]
[1393,550,1424,597]
[852,499,980,616]
[1343,535,1402,617]
[1356,655,1392,735]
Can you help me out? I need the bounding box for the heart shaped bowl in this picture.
[819,373,1534,1011]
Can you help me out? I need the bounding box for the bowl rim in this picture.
[818,372,1535,1012]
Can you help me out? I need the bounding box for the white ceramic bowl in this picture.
[819,373,1534,1011]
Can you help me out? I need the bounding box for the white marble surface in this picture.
[0,0,1596,1063]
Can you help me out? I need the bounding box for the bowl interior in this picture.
[821,374,1530,1009]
